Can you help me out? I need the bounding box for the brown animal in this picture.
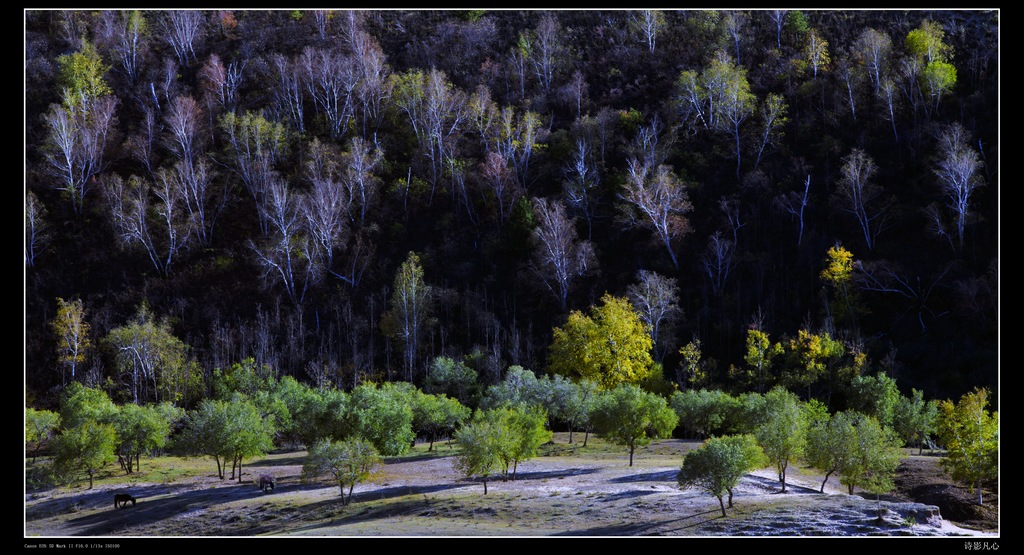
[113,493,136,508]
[258,475,275,493]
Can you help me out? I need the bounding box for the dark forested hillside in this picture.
[24,9,998,412]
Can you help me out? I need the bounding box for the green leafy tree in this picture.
[805,410,859,492]
[592,384,678,466]
[677,338,708,390]
[732,391,766,434]
[271,376,337,447]
[58,382,117,431]
[742,328,783,393]
[544,374,597,443]
[937,388,998,505]
[53,385,120,487]
[223,395,278,482]
[112,402,172,474]
[481,365,549,411]
[548,294,655,390]
[894,388,939,455]
[346,382,416,456]
[905,20,952,64]
[847,372,900,429]
[25,407,60,462]
[52,297,91,387]
[905,20,957,115]
[410,390,470,451]
[305,387,351,445]
[678,434,767,517]
[784,328,844,402]
[302,437,382,505]
[501,404,552,480]
[837,413,904,517]
[211,357,278,400]
[670,388,739,439]
[453,413,505,494]
[56,40,112,108]
[753,386,808,492]
[423,356,479,407]
[177,396,276,481]
[52,420,117,489]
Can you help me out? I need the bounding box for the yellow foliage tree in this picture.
[820,243,862,329]
[548,294,654,390]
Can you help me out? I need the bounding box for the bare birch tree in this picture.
[25,191,48,268]
[932,123,984,253]
[250,177,318,306]
[531,197,596,312]
[619,159,693,269]
[161,10,203,67]
[836,148,893,252]
[626,270,681,362]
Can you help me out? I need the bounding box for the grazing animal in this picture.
[259,475,275,493]
[113,494,136,508]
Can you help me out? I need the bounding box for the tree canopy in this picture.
[548,294,655,390]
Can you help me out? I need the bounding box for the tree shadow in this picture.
[746,474,822,495]
[608,469,677,483]
[248,453,308,467]
[382,452,455,465]
[502,467,601,482]
[553,520,673,535]
[596,489,659,502]
[40,480,281,536]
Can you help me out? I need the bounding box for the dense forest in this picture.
[24,9,998,415]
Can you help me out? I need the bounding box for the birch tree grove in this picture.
[250,177,318,306]
[161,10,203,67]
[21,12,999,495]
[106,172,194,276]
[43,96,117,215]
[219,111,288,235]
[300,46,358,141]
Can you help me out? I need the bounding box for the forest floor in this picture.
[24,435,998,538]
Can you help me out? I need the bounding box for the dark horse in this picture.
[258,475,275,493]
[113,494,136,508]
